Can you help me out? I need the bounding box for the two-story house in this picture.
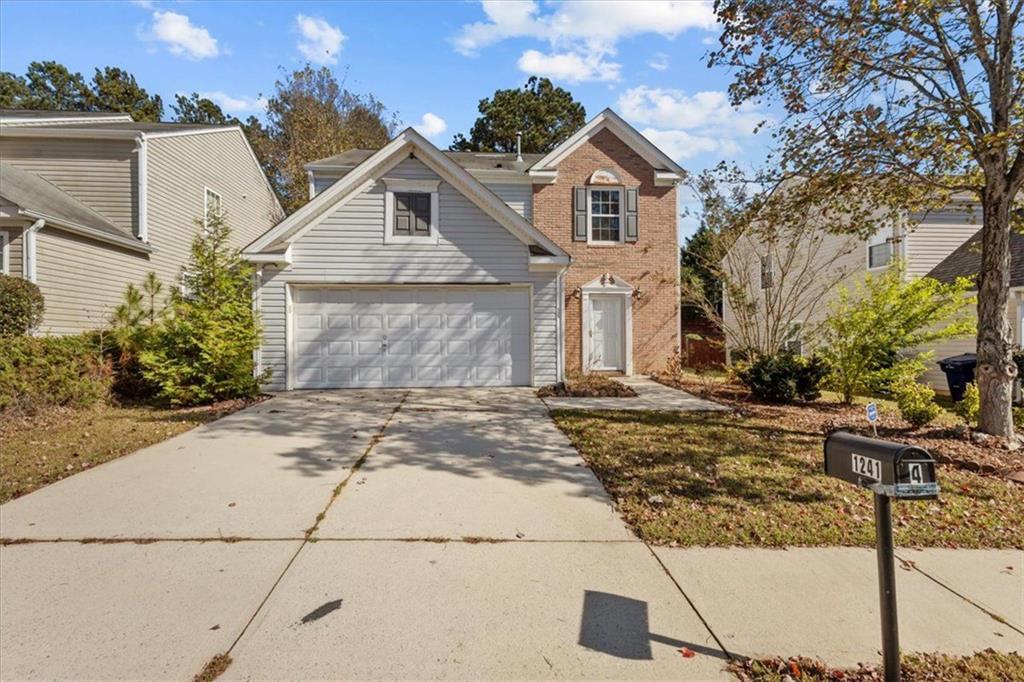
[0,109,283,334]
[242,109,684,389]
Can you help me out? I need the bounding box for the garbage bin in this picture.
[938,353,977,402]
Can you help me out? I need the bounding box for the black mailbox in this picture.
[824,431,939,499]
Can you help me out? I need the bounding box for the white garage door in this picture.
[292,287,531,389]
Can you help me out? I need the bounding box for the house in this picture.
[923,229,1024,389]
[0,109,283,334]
[720,200,985,392]
[243,108,684,390]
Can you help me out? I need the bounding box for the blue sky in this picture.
[0,0,777,240]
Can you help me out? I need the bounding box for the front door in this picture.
[590,295,624,371]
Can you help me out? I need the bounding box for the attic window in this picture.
[383,177,441,245]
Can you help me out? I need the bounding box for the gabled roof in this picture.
[927,229,1024,289]
[245,127,568,259]
[0,162,151,253]
[530,108,686,185]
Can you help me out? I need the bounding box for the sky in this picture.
[0,0,778,241]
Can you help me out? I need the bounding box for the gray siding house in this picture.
[244,128,570,390]
[0,109,283,333]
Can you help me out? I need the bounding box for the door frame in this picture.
[580,274,633,375]
[285,282,535,390]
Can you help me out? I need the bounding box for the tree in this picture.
[247,65,398,213]
[172,93,238,125]
[90,67,163,121]
[712,0,1024,439]
[140,213,265,405]
[450,77,586,153]
[819,264,976,404]
[3,61,91,110]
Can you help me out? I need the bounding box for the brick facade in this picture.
[533,127,680,374]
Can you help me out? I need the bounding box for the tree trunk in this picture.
[976,183,1017,441]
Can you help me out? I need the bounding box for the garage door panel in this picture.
[293,287,531,389]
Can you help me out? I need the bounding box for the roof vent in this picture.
[515,131,523,163]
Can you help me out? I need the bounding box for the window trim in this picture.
[586,185,625,245]
[0,230,8,275]
[782,320,804,356]
[866,231,892,270]
[383,178,441,245]
[204,186,223,230]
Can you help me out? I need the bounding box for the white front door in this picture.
[590,295,624,371]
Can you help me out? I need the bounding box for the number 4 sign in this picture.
[866,403,878,423]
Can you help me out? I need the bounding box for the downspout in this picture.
[557,268,566,383]
[135,134,149,242]
[23,218,44,283]
[307,170,316,200]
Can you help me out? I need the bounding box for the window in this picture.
[867,235,891,269]
[760,255,774,290]
[204,187,222,228]
[383,178,440,244]
[589,188,622,242]
[393,192,431,237]
[782,321,804,355]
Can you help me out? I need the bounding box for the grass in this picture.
[729,650,1024,681]
[537,372,638,398]
[0,399,255,503]
[551,408,1023,548]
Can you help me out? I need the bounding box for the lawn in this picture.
[551,407,1023,547]
[0,399,256,503]
[729,650,1024,681]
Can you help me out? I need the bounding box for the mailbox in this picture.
[824,431,939,499]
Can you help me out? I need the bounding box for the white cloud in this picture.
[648,52,669,71]
[618,86,769,162]
[454,1,716,83]
[517,49,620,83]
[295,14,345,65]
[150,10,220,59]
[198,91,267,115]
[131,0,154,9]
[414,112,447,138]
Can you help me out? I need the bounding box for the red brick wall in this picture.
[533,127,680,374]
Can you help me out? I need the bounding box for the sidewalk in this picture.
[541,375,726,412]
[656,546,1023,667]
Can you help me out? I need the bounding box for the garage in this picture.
[291,286,532,389]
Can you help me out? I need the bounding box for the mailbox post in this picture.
[823,431,939,682]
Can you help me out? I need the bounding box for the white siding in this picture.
[257,158,558,389]
[905,207,980,278]
[485,182,532,220]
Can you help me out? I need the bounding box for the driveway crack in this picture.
[197,391,409,679]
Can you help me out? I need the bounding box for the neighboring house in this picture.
[922,229,1024,389]
[721,200,984,392]
[0,109,283,334]
[243,108,684,390]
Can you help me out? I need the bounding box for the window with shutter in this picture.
[393,192,432,237]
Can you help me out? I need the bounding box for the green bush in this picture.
[737,353,829,403]
[0,334,111,414]
[140,213,266,406]
[0,275,45,336]
[892,376,942,428]
[109,273,165,400]
[1013,407,1024,430]
[952,382,981,426]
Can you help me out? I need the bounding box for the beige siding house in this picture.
[721,201,990,393]
[0,110,282,334]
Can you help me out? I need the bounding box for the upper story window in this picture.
[867,234,892,269]
[204,187,223,229]
[782,321,804,355]
[759,254,774,290]
[383,178,441,245]
[589,188,622,243]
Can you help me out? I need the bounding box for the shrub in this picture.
[892,376,942,428]
[737,353,828,403]
[1013,407,1024,431]
[109,273,165,400]
[140,213,266,406]
[0,275,45,336]
[952,382,981,426]
[0,334,111,414]
[820,263,975,403]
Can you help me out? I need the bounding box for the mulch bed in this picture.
[537,373,638,398]
[654,372,1024,480]
[729,650,1024,681]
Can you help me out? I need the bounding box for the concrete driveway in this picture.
[0,388,729,680]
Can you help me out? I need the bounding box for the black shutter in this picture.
[573,187,588,241]
[411,193,431,235]
[393,193,412,235]
[625,188,639,243]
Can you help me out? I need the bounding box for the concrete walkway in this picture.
[1,388,1020,680]
[541,375,726,412]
